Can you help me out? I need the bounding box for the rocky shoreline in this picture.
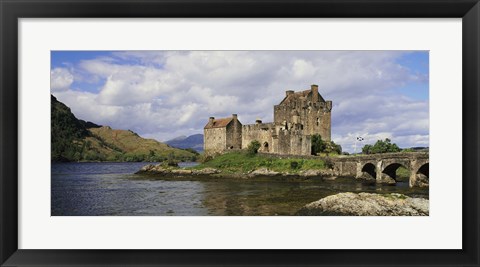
[135,164,429,216]
[296,192,429,216]
[135,163,337,179]
[136,164,221,176]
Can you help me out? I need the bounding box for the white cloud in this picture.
[51,51,429,149]
[50,67,74,92]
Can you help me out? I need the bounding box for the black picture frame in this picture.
[1,0,479,266]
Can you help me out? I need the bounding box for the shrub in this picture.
[290,161,299,169]
[311,134,326,155]
[247,140,261,155]
[324,157,334,169]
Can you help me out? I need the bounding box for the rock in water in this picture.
[135,164,156,174]
[135,163,220,176]
[192,167,220,175]
[248,168,280,177]
[296,192,429,216]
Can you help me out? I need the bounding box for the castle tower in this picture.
[273,84,332,141]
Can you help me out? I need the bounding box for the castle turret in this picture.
[311,84,319,103]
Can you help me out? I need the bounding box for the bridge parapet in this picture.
[332,152,429,162]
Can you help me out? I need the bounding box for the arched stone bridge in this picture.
[331,152,429,187]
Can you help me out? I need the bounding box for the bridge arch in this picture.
[382,163,409,182]
[411,162,429,187]
[417,163,429,177]
[361,163,376,179]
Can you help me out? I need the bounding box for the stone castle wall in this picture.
[241,123,275,153]
[226,119,242,149]
[275,128,311,155]
[204,127,227,154]
[241,123,312,155]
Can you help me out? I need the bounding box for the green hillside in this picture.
[51,95,196,162]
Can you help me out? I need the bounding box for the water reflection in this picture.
[52,162,429,216]
[199,177,428,216]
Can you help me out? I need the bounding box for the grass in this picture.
[314,152,340,157]
[190,151,326,174]
[86,126,196,162]
[396,166,410,181]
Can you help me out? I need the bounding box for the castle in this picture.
[204,84,332,156]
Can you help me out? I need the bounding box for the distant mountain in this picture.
[51,95,196,162]
[166,134,204,152]
[168,135,188,142]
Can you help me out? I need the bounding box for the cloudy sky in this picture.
[51,51,429,152]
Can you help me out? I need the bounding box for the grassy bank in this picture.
[190,151,326,174]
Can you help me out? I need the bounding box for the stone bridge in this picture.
[331,152,429,187]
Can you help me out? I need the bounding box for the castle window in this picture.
[316,118,319,126]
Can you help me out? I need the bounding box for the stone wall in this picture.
[204,127,226,155]
[331,161,357,177]
[242,123,275,153]
[242,122,312,155]
[226,119,242,149]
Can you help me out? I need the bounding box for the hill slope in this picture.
[165,134,204,152]
[51,95,195,162]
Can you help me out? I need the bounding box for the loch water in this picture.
[52,162,429,216]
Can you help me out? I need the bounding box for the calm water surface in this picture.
[52,162,428,216]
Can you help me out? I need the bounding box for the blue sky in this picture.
[51,50,429,152]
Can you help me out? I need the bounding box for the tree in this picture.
[247,140,261,155]
[312,134,341,156]
[362,144,373,154]
[311,134,326,155]
[332,141,342,155]
[362,138,400,154]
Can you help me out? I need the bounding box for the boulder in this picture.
[299,169,322,177]
[248,168,280,177]
[296,192,429,216]
[171,169,193,175]
[135,164,170,175]
[136,164,219,176]
[299,169,336,177]
[135,164,156,174]
[192,167,220,175]
[135,164,177,175]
